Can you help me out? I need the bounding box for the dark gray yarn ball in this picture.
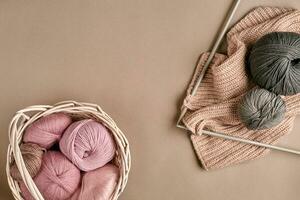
[249,32,300,95]
[238,88,286,130]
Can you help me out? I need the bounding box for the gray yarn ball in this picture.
[238,88,286,130]
[249,32,300,95]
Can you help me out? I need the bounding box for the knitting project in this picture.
[182,7,300,170]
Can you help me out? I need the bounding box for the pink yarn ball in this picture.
[59,119,116,171]
[23,113,72,149]
[69,164,119,200]
[20,151,81,200]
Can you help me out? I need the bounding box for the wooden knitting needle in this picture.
[177,0,241,126]
[176,0,300,156]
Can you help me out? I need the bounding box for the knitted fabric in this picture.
[182,7,300,170]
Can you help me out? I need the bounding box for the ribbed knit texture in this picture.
[182,7,300,170]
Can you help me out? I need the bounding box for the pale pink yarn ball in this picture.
[20,151,81,200]
[59,119,116,171]
[69,164,119,200]
[23,113,72,149]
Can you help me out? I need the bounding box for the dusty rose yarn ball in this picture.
[10,143,44,181]
[20,151,81,200]
[23,113,72,149]
[69,164,119,200]
[59,119,116,171]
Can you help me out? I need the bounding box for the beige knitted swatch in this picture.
[182,7,300,170]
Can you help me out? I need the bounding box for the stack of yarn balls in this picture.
[239,32,300,130]
[10,113,119,200]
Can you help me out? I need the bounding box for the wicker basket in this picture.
[6,100,131,200]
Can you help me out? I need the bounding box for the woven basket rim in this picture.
[6,100,131,200]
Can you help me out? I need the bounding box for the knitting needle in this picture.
[182,125,300,155]
[177,0,241,126]
[176,0,300,156]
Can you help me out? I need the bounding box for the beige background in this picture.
[1,0,300,199]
